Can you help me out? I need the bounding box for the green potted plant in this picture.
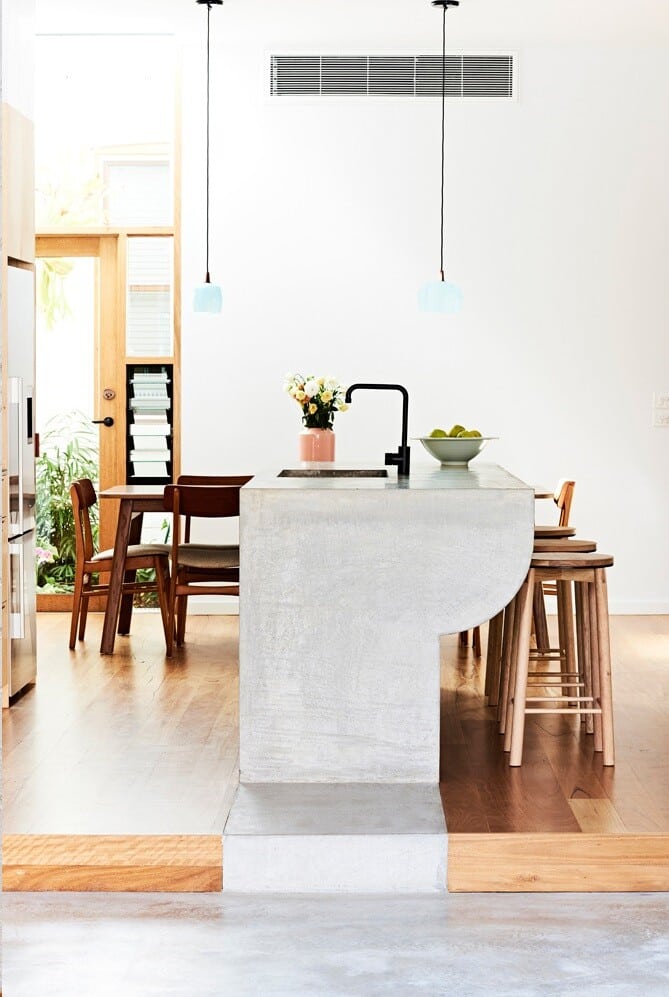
[35,410,99,594]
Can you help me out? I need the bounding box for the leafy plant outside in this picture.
[36,410,99,593]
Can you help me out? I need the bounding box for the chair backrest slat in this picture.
[174,475,254,541]
[177,474,253,487]
[553,479,575,527]
[164,483,245,519]
[70,478,98,563]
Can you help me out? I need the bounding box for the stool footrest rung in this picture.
[527,681,584,688]
[529,671,581,677]
[524,695,594,702]
[524,707,602,715]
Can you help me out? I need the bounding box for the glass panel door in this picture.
[35,256,98,594]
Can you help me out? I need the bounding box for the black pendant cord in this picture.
[439,2,446,282]
[205,2,211,283]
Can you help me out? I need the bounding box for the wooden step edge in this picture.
[2,834,222,893]
[448,832,669,893]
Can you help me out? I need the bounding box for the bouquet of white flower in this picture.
[284,373,348,430]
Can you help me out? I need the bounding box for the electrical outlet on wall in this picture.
[652,410,669,428]
[653,393,669,409]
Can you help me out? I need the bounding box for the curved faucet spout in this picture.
[344,383,411,477]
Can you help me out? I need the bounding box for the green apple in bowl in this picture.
[414,425,497,466]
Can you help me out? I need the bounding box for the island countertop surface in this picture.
[243,462,531,492]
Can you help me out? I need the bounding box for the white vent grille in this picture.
[271,54,513,98]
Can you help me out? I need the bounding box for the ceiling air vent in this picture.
[271,54,514,98]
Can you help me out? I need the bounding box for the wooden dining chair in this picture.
[177,474,253,542]
[69,478,171,650]
[163,479,251,656]
[466,480,576,660]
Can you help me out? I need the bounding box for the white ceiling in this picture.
[35,0,669,47]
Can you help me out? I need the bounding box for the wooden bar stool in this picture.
[503,551,615,767]
[469,484,575,659]
[486,537,596,712]
[495,540,599,730]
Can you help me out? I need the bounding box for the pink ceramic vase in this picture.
[298,428,335,462]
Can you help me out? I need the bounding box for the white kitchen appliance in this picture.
[7,265,37,698]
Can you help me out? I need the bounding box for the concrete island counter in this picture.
[223,464,534,892]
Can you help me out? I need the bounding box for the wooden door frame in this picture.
[35,229,181,608]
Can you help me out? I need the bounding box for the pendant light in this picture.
[193,0,224,313]
[418,0,463,314]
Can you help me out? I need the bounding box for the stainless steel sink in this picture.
[279,468,389,478]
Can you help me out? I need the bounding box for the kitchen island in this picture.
[223,464,534,891]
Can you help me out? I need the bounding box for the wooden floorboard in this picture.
[448,833,669,892]
[2,612,669,892]
[441,616,669,835]
[3,613,239,835]
[3,835,222,892]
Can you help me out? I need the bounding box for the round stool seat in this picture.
[533,539,597,554]
[531,551,614,570]
[534,525,576,539]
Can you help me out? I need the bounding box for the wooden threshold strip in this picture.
[2,835,222,893]
[448,833,669,892]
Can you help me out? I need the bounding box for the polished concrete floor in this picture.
[3,891,669,996]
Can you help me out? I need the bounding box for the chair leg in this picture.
[176,595,188,647]
[485,611,504,707]
[588,581,603,753]
[594,569,615,766]
[78,593,91,642]
[557,580,577,702]
[509,571,535,766]
[574,582,587,726]
[532,582,550,653]
[70,568,85,649]
[459,630,468,647]
[504,588,526,751]
[578,581,594,734]
[154,558,171,647]
[472,626,481,658]
[118,569,137,635]
[498,597,517,730]
[165,571,178,658]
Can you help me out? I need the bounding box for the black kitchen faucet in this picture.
[344,383,411,477]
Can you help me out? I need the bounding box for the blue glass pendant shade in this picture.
[418,278,463,313]
[193,278,223,313]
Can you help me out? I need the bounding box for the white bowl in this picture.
[414,436,496,466]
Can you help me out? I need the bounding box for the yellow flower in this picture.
[295,390,306,402]
[321,390,333,404]
[308,403,318,415]
[337,402,348,412]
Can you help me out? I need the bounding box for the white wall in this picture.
[2,0,35,115]
[36,1,669,611]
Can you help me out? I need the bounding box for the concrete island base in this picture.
[223,783,447,893]
[228,465,533,891]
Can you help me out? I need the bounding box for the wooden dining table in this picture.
[98,484,168,654]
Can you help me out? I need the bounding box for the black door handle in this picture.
[92,417,114,427]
